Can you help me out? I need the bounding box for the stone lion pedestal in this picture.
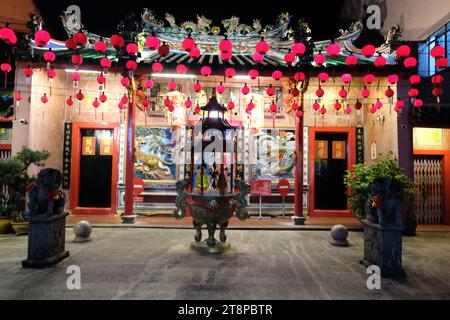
[22,212,70,268]
[360,219,405,278]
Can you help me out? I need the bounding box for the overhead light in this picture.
[65,69,103,74]
[151,73,196,79]
[233,75,251,80]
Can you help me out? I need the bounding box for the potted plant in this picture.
[344,153,415,233]
[0,147,49,235]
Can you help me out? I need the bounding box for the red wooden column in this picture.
[123,87,136,220]
[293,93,304,224]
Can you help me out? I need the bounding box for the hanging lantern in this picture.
[73,32,87,46]
[253,52,265,63]
[436,57,448,68]
[284,50,296,64]
[408,88,419,98]
[176,64,187,74]
[414,99,423,108]
[361,45,376,58]
[152,62,163,73]
[0,26,17,45]
[369,104,377,113]
[292,42,306,56]
[272,70,283,81]
[345,54,358,66]
[143,97,150,110]
[110,34,124,49]
[266,84,276,96]
[355,100,363,111]
[291,101,299,110]
[364,74,376,85]
[164,97,171,107]
[341,73,353,84]
[225,68,236,78]
[76,90,84,101]
[375,99,383,109]
[227,101,235,110]
[248,69,259,79]
[47,67,56,79]
[121,94,129,105]
[15,91,22,104]
[189,46,201,59]
[315,86,325,98]
[41,93,48,104]
[99,92,107,103]
[117,102,125,110]
[100,57,111,69]
[121,77,130,87]
[385,87,395,103]
[144,78,154,89]
[126,43,139,56]
[344,105,352,115]
[43,49,56,63]
[296,110,303,118]
[94,40,107,53]
[216,82,225,94]
[221,51,232,61]
[374,55,387,67]
[184,98,193,108]
[320,106,327,115]
[245,107,252,115]
[158,42,170,56]
[24,66,33,78]
[35,30,51,47]
[292,87,300,97]
[92,98,100,108]
[318,72,329,83]
[339,86,348,99]
[182,36,196,52]
[326,43,341,57]
[168,104,175,113]
[409,75,421,85]
[219,36,233,53]
[431,45,445,58]
[248,101,255,110]
[200,66,212,76]
[432,87,443,103]
[388,74,399,85]
[256,37,270,54]
[65,38,77,50]
[395,99,404,109]
[71,54,83,65]
[66,96,74,106]
[126,60,137,71]
[396,45,411,58]
[71,72,80,82]
[294,72,305,82]
[431,75,444,85]
[269,103,278,113]
[334,100,342,111]
[146,36,160,50]
[97,74,106,84]
[313,100,320,111]
[194,105,201,114]
[1,63,11,73]
[241,83,250,95]
[168,80,177,91]
[361,87,371,101]
[404,57,417,68]
[314,52,326,65]
[193,81,202,92]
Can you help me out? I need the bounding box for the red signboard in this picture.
[81,137,96,156]
[277,179,291,197]
[100,137,113,156]
[133,177,145,196]
[251,180,272,196]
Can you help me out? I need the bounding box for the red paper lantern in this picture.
[71,72,80,81]
[409,75,421,85]
[44,50,56,62]
[47,68,56,79]
[408,88,419,98]
[374,55,386,67]
[219,37,232,53]
[249,69,259,79]
[361,87,371,98]
[241,84,250,95]
[35,30,51,47]
[404,57,417,68]
[144,79,154,89]
[182,36,196,52]
[313,101,320,111]
[65,38,77,50]
[94,40,107,53]
[220,51,232,61]
[158,42,170,56]
[284,51,296,64]
[355,100,363,110]
[41,93,48,104]
[431,45,445,58]
[292,42,306,56]
[292,87,300,97]
[341,73,353,83]
[143,97,150,109]
[73,32,87,46]
[71,54,83,65]
[396,45,411,58]
[66,96,74,106]
[432,87,444,97]
[121,95,129,105]
[388,74,399,84]
[247,101,255,110]
[364,74,376,85]
[370,104,377,113]
[294,72,305,82]
[216,82,225,94]
[24,66,33,77]
[15,91,22,101]
[176,64,187,74]
[117,102,125,110]
[344,105,352,115]
[272,70,283,81]
[168,80,177,91]
[316,87,324,98]
[227,101,235,110]
[318,72,329,83]
[361,44,376,58]
[194,106,201,114]
[395,100,404,109]
[99,93,107,103]
[185,98,193,108]
[97,74,106,84]
[345,54,358,66]
[0,27,17,45]
[126,43,139,55]
[385,86,395,98]
[225,68,236,78]
[334,100,342,110]
[291,102,299,110]
[92,98,100,108]
[126,60,137,70]
[193,81,202,92]
[163,97,171,107]
[436,57,448,68]
[168,104,175,113]
[100,57,111,68]
[266,85,276,96]
[1,63,11,73]
[110,34,124,49]
[431,75,444,84]
[256,38,270,54]
[314,53,326,65]
[76,90,84,101]
[189,47,201,59]
[296,110,303,118]
[253,52,264,63]
[145,36,160,50]
[152,62,163,73]
[326,43,341,57]
[200,66,212,76]
[414,99,423,108]
[320,106,327,115]
[269,103,278,113]
[339,87,348,98]
[121,77,130,87]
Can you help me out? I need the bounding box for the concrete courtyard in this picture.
[0,228,449,300]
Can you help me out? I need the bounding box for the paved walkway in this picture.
[1,228,450,300]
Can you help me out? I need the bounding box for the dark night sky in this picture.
[34,0,351,41]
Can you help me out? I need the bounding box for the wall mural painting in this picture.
[252,129,296,183]
[134,127,177,182]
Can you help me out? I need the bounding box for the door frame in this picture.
[309,127,356,217]
[414,149,450,225]
[70,122,119,215]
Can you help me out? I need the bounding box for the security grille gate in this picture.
[414,156,445,225]
[0,149,12,209]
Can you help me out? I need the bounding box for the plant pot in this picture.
[10,221,29,236]
[0,217,13,234]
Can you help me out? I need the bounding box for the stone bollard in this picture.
[330,225,349,247]
[73,220,92,243]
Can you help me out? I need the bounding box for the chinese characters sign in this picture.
[100,137,113,156]
[315,140,328,159]
[82,137,96,156]
[356,127,364,164]
[62,122,72,189]
[332,141,346,159]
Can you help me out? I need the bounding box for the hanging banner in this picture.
[62,122,72,189]
[100,137,113,156]
[315,140,328,159]
[356,127,364,164]
[332,141,346,159]
[82,136,96,156]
